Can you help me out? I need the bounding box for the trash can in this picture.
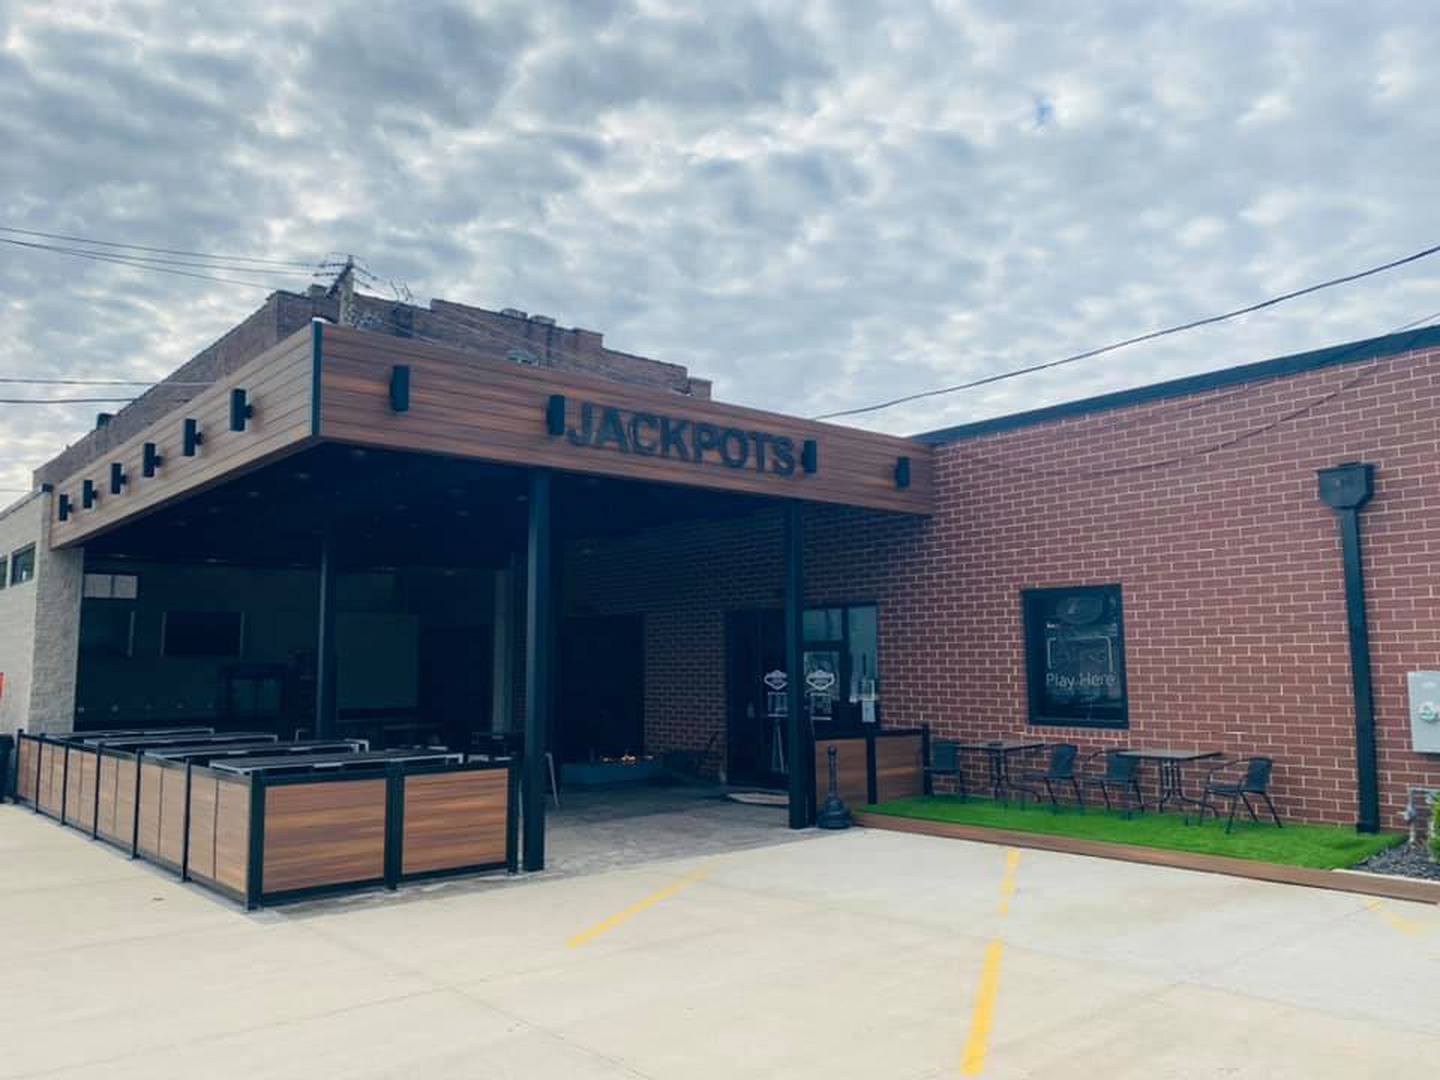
[0,734,12,803]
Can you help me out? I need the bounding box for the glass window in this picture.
[162,611,244,658]
[9,545,35,586]
[1022,585,1128,728]
[0,555,7,589]
[80,606,135,658]
[846,605,878,705]
[803,608,843,642]
[803,603,880,724]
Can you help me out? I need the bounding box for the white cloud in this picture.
[2,0,1440,496]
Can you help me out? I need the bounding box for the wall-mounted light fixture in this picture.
[143,442,163,477]
[109,462,127,495]
[801,439,818,475]
[82,479,97,509]
[229,388,253,432]
[546,394,567,437]
[894,455,911,490]
[58,493,72,521]
[389,365,411,412]
[183,418,203,456]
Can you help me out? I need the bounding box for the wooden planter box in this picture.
[13,732,519,908]
[811,726,929,810]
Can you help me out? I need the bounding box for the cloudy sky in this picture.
[3,0,1440,496]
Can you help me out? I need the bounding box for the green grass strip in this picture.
[865,796,1403,870]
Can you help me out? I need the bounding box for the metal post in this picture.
[315,529,338,740]
[523,469,552,870]
[784,502,811,828]
[1317,463,1380,834]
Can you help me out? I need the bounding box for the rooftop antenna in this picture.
[325,255,357,326]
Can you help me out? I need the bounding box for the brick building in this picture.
[572,330,1440,828]
[3,288,1439,860]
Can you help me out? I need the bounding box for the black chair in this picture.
[1198,757,1281,833]
[923,739,967,800]
[1016,743,1082,812]
[1081,750,1145,817]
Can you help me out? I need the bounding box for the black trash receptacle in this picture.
[0,734,12,803]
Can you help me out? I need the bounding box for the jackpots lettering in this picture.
[565,402,800,476]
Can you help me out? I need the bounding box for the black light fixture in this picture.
[143,442,163,477]
[894,455,912,490]
[57,493,72,521]
[389,365,411,412]
[229,388,253,432]
[109,462,127,495]
[183,418,203,456]
[546,394,567,437]
[801,439,818,474]
[82,479,97,509]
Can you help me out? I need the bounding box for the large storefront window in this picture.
[1022,585,1128,729]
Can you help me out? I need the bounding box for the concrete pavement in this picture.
[1,804,1437,1078]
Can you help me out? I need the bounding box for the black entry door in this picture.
[558,615,645,763]
[725,609,787,788]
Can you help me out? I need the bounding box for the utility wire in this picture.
[813,241,1440,420]
[0,396,135,404]
[0,376,212,387]
[0,236,286,290]
[0,225,317,268]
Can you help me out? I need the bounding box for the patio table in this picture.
[957,740,1045,803]
[1117,748,1222,812]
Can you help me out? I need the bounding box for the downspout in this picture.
[1316,462,1380,833]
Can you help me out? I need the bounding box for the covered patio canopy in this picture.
[45,321,935,869]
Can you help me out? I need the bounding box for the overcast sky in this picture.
[3,0,1440,496]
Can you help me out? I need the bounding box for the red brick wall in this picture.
[567,345,1440,827]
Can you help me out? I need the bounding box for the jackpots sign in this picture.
[548,395,815,477]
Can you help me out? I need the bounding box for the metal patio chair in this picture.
[1015,743,1082,812]
[1080,749,1145,817]
[1197,757,1281,833]
[923,739,967,800]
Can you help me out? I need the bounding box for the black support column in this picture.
[315,528,338,739]
[523,469,552,870]
[1317,462,1380,834]
[784,502,812,829]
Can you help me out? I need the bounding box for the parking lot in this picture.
[2,804,1437,1078]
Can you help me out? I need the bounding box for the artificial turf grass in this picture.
[863,795,1404,870]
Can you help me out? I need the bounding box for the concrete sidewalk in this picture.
[1,805,1437,1078]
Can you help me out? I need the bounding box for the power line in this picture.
[0,376,211,387]
[0,225,317,268]
[814,241,1440,421]
[0,396,135,404]
[0,236,287,290]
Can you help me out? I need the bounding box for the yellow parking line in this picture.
[1364,897,1424,937]
[960,848,1022,1075]
[996,848,1022,915]
[959,940,1005,1076]
[567,867,708,948]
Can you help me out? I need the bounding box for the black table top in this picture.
[88,732,277,750]
[957,740,1046,753]
[1118,748,1223,762]
[210,747,462,775]
[146,740,365,763]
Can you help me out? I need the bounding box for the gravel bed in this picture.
[1356,842,1440,881]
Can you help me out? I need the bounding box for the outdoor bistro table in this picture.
[957,740,1045,803]
[1117,748,1223,812]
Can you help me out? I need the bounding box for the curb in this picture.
[852,811,1440,906]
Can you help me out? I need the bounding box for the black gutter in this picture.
[1317,463,1380,834]
[916,325,1440,445]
